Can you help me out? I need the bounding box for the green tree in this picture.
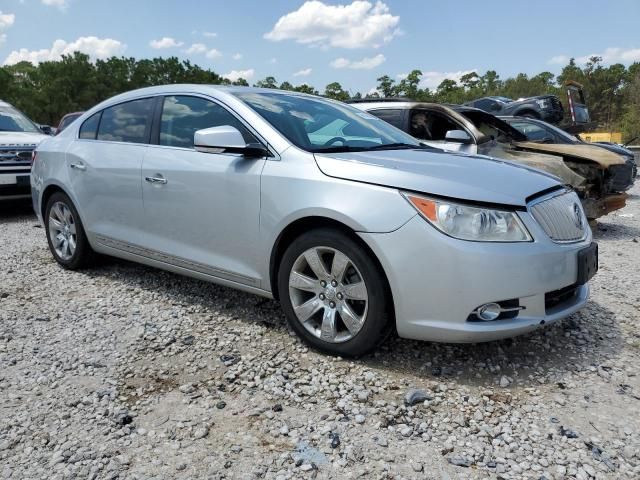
[255,76,278,88]
[324,82,350,101]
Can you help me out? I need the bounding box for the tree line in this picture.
[1,52,638,142]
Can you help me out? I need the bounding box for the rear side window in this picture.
[79,112,101,139]
[368,109,404,129]
[159,95,256,149]
[97,98,155,144]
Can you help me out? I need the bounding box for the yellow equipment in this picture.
[579,132,623,144]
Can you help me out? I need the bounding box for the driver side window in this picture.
[410,110,462,141]
[159,95,256,149]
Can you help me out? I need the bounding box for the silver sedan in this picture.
[31,85,598,356]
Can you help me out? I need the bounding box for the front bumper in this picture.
[359,212,592,343]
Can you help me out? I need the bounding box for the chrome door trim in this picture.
[94,234,259,287]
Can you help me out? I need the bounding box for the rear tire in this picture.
[278,228,391,357]
[44,192,94,269]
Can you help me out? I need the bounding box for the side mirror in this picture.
[40,125,54,135]
[194,125,269,158]
[445,129,472,144]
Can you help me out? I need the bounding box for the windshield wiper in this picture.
[364,142,430,151]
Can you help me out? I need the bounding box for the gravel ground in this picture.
[1,185,639,480]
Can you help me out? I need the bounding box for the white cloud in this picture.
[232,53,243,60]
[419,70,477,89]
[577,47,640,64]
[549,47,640,66]
[149,37,183,49]
[269,57,277,64]
[185,43,207,55]
[549,55,570,65]
[205,49,222,59]
[265,0,400,49]
[223,69,255,82]
[0,11,15,30]
[42,0,68,9]
[330,53,385,70]
[203,31,217,38]
[0,34,6,46]
[4,36,126,65]
[293,67,312,77]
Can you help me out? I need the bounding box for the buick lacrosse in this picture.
[31,85,597,356]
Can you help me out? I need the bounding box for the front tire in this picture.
[45,192,94,269]
[278,228,390,357]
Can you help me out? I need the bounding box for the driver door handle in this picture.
[70,162,86,171]
[145,175,168,185]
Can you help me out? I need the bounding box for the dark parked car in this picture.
[501,116,637,179]
[56,111,84,134]
[465,95,564,124]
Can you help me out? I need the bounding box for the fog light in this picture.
[476,303,501,321]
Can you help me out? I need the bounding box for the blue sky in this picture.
[1,0,639,94]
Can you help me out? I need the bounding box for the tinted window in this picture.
[509,121,551,141]
[474,99,500,112]
[369,109,404,129]
[160,95,256,148]
[79,112,101,139]
[97,98,154,144]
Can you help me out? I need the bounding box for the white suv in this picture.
[0,100,49,200]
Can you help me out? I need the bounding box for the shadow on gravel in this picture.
[0,199,35,221]
[364,301,623,388]
[593,221,640,240]
[78,256,623,390]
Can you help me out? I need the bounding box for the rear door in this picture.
[66,97,155,244]
[140,94,267,288]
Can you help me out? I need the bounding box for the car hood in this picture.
[0,131,48,147]
[314,148,561,207]
[516,141,626,167]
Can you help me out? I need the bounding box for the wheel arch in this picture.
[40,183,69,220]
[513,108,540,119]
[269,216,394,317]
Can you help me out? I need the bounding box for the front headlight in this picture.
[403,193,532,242]
[535,99,549,109]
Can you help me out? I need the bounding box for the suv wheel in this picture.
[45,192,94,269]
[278,228,390,357]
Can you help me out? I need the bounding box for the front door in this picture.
[141,95,266,288]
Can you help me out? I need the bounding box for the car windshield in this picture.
[510,118,579,143]
[233,91,425,153]
[0,105,41,133]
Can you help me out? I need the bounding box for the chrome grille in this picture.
[0,147,34,163]
[530,190,587,242]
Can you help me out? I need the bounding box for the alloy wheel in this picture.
[48,201,77,261]
[288,246,369,343]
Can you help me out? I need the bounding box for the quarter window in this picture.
[79,112,101,140]
[97,98,155,144]
[159,95,256,149]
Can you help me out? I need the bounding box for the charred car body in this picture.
[501,116,637,180]
[350,100,634,219]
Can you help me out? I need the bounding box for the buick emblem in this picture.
[572,203,584,229]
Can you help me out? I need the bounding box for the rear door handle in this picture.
[145,175,168,185]
[70,163,86,171]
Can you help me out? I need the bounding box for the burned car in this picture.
[500,116,637,180]
[350,100,633,219]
